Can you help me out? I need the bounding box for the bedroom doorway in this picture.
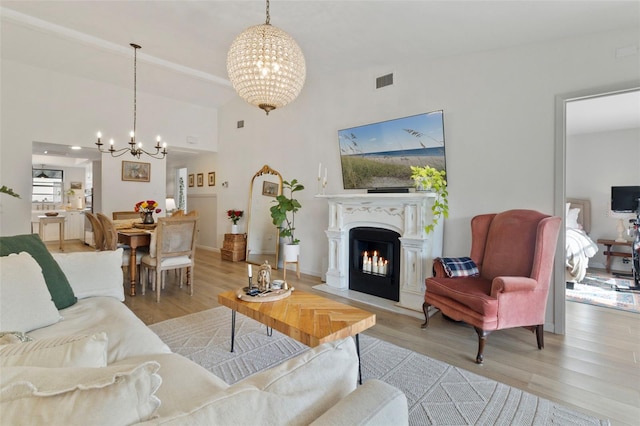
[555,84,640,330]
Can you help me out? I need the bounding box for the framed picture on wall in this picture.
[208,172,215,186]
[262,181,278,197]
[122,161,150,182]
[70,182,82,190]
[188,174,194,187]
[197,173,204,187]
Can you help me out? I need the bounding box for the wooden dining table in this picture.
[117,228,151,296]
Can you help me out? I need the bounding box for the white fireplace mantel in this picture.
[319,193,443,312]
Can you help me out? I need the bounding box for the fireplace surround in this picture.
[322,193,443,312]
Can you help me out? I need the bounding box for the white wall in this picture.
[0,59,218,234]
[217,28,640,280]
[567,127,640,272]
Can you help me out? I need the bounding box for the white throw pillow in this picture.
[0,252,61,332]
[566,207,582,229]
[52,249,124,301]
[0,361,162,425]
[0,332,107,368]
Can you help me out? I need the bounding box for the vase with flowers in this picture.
[227,209,244,234]
[135,200,162,224]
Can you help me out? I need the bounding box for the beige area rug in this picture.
[149,307,609,426]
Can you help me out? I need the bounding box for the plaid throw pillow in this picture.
[439,257,479,278]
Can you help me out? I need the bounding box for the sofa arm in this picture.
[491,276,537,297]
[310,380,408,426]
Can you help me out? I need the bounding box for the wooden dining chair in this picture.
[96,213,118,250]
[84,212,105,251]
[140,215,198,303]
[96,212,146,280]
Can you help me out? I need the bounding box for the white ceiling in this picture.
[3,0,638,164]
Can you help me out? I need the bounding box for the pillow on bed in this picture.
[566,208,582,230]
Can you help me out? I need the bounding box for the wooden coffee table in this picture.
[218,289,376,383]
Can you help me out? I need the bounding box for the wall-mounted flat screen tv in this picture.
[338,111,445,190]
[611,185,640,213]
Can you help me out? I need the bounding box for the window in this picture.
[32,168,63,203]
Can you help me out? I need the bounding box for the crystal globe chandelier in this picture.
[226,0,306,115]
[96,43,167,159]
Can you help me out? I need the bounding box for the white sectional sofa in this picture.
[0,234,407,425]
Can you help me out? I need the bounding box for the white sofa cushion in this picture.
[0,332,107,368]
[28,297,171,364]
[0,361,161,426]
[52,249,125,301]
[0,252,61,332]
[136,338,358,426]
[111,353,229,419]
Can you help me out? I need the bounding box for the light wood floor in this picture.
[52,241,640,425]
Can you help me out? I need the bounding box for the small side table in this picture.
[596,238,632,273]
[38,215,65,251]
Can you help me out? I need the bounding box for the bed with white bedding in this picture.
[565,198,599,283]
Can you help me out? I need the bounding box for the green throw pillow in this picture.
[0,234,77,309]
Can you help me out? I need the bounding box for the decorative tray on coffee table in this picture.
[235,286,292,303]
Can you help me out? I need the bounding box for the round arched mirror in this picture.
[246,165,282,268]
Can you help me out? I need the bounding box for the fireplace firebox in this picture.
[349,227,401,301]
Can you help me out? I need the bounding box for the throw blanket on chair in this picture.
[438,257,480,278]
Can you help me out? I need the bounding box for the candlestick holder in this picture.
[322,179,327,195]
[317,177,322,195]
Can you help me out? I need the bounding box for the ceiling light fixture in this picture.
[226,0,306,115]
[96,43,167,159]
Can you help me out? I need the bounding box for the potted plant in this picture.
[410,165,448,234]
[270,179,304,261]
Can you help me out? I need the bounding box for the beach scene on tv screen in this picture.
[338,111,446,189]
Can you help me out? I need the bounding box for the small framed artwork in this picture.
[70,182,82,190]
[262,181,278,197]
[122,161,151,182]
[208,172,215,186]
[188,174,194,187]
[197,173,204,187]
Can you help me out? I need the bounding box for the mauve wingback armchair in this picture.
[422,209,562,364]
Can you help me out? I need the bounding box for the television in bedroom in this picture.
[338,111,446,191]
[611,186,640,213]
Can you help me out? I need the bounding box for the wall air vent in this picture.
[237,120,245,129]
[376,73,393,89]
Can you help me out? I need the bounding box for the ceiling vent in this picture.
[376,73,393,89]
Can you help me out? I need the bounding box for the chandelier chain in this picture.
[265,0,270,25]
[133,44,138,139]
